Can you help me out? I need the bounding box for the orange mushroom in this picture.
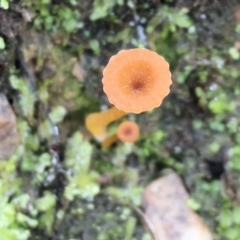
[85,48,172,140]
[101,121,140,148]
[103,48,172,113]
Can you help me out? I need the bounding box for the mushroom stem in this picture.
[101,133,119,148]
[85,106,126,141]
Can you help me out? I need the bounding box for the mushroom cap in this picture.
[117,121,139,143]
[102,48,172,114]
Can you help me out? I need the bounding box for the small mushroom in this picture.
[85,48,172,140]
[101,121,140,148]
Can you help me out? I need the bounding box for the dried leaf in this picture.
[0,94,20,160]
[72,61,86,82]
[234,42,240,50]
[142,172,212,240]
[235,5,240,23]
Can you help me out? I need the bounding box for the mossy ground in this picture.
[0,0,240,239]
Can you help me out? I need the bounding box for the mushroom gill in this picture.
[102,48,172,114]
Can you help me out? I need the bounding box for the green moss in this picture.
[2,0,240,239]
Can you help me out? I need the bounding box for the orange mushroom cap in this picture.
[102,48,172,114]
[117,121,139,143]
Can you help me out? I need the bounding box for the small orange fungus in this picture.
[101,121,139,148]
[102,48,172,114]
[86,48,171,141]
[117,121,139,142]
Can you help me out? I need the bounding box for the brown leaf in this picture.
[142,173,212,240]
[0,94,20,160]
[72,61,86,82]
[236,5,240,23]
[234,42,240,50]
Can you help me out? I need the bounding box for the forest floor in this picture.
[0,0,240,240]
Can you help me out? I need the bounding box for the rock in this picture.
[0,94,20,160]
[142,172,212,240]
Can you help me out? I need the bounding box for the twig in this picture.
[15,46,59,145]
[15,44,66,240]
